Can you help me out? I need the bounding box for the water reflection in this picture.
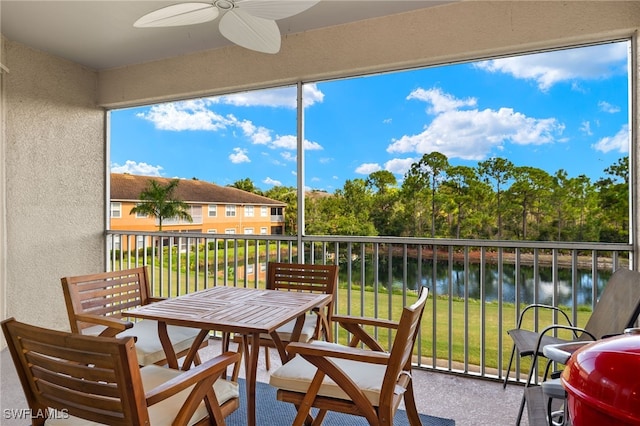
[340,258,611,307]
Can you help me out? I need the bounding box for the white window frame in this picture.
[208,205,217,217]
[226,205,236,217]
[110,202,121,219]
[245,205,254,217]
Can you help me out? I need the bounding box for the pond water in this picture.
[339,258,612,307]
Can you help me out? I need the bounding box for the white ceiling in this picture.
[0,1,450,70]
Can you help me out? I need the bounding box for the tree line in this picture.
[232,153,629,243]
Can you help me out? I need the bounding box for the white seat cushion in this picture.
[261,313,319,343]
[83,319,200,365]
[269,341,388,406]
[45,365,239,425]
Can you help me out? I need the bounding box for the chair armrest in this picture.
[332,315,399,330]
[145,351,241,406]
[535,324,596,355]
[74,313,133,337]
[332,315,398,350]
[516,304,574,328]
[287,341,391,366]
[147,297,167,304]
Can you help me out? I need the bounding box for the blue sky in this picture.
[111,40,630,192]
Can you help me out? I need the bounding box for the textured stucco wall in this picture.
[99,1,640,108]
[2,40,104,333]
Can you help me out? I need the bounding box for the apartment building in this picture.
[110,173,286,250]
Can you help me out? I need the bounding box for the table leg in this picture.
[270,314,306,363]
[182,329,210,371]
[244,332,260,426]
[157,321,179,369]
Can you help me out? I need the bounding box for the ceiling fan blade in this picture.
[134,3,219,28]
[218,9,281,54]
[234,0,320,20]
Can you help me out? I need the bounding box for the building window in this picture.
[162,205,202,225]
[111,202,121,218]
[261,206,268,217]
[260,227,267,235]
[135,211,147,218]
[226,205,236,217]
[207,229,217,234]
[245,205,254,217]
[244,228,254,234]
[208,205,217,217]
[225,228,236,234]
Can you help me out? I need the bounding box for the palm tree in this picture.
[130,179,192,231]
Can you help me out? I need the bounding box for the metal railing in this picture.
[106,230,632,384]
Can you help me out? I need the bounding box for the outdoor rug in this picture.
[226,379,455,425]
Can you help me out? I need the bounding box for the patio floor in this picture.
[1,337,528,426]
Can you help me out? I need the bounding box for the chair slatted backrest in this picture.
[380,286,429,409]
[1,318,148,426]
[268,262,339,294]
[61,267,151,333]
[582,267,640,340]
[268,262,339,338]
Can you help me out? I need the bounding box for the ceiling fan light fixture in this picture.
[215,0,236,11]
[134,0,321,53]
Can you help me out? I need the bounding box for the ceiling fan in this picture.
[134,0,320,54]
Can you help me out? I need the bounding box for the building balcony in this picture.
[15,229,618,424]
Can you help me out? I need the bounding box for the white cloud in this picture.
[271,135,297,150]
[599,101,621,113]
[111,160,163,176]
[385,158,417,176]
[229,148,250,164]
[355,163,382,175]
[137,99,324,153]
[137,100,231,131]
[388,96,564,160]
[407,88,477,114]
[263,177,282,186]
[303,140,323,151]
[210,83,324,108]
[244,124,272,145]
[580,121,593,136]
[475,43,628,91]
[281,151,296,162]
[270,135,323,151]
[592,124,629,153]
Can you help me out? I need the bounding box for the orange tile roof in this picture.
[110,173,286,206]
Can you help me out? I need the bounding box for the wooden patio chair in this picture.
[229,262,338,371]
[61,266,207,368]
[1,317,241,426]
[504,267,640,424]
[269,286,429,426]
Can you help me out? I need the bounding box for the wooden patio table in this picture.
[125,286,332,426]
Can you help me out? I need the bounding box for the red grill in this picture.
[561,334,640,426]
